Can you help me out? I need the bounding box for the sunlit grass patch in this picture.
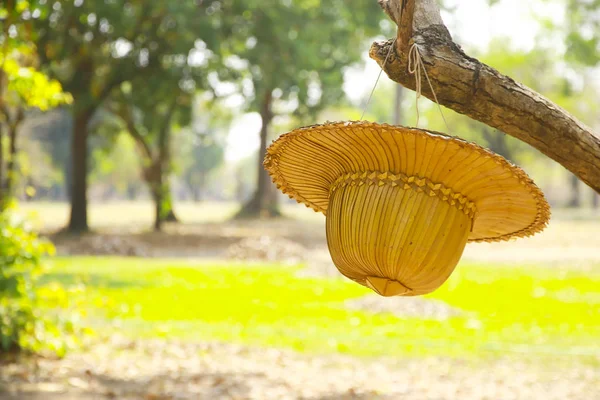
[39,257,600,361]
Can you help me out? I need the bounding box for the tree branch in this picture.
[372,0,600,193]
[108,102,154,162]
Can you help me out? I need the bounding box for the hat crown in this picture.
[326,170,472,296]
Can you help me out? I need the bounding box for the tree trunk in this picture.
[5,110,23,199]
[0,123,4,209]
[568,174,580,208]
[129,113,178,229]
[0,67,4,209]
[146,171,177,230]
[126,184,137,200]
[151,175,164,232]
[592,190,599,209]
[393,85,403,125]
[68,109,92,233]
[372,0,600,193]
[237,90,281,218]
[148,179,178,230]
[62,156,71,200]
[162,180,178,222]
[24,176,34,201]
[157,108,178,224]
[192,185,201,202]
[189,171,205,202]
[198,170,206,202]
[5,124,17,198]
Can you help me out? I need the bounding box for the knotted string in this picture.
[361,40,451,133]
[407,43,450,132]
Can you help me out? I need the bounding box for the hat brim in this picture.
[264,121,550,242]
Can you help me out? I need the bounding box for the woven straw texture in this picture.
[264,121,550,296]
[265,121,549,243]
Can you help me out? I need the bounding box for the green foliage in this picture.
[0,209,51,352]
[80,1,229,222]
[219,0,383,118]
[31,1,220,110]
[0,0,72,110]
[0,51,72,111]
[0,1,72,208]
[565,0,600,66]
[26,0,226,229]
[89,132,144,195]
[45,257,600,360]
[0,210,81,356]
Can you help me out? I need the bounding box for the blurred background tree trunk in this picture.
[238,90,281,218]
[158,118,178,224]
[0,124,4,209]
[68,108,92,233]
[144,132,178,230]
[5,108,24,200]
[568,174,581,208]
[162,184,178,222]
[151,168,164,231]
[394,86,403,125]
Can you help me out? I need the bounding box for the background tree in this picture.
[108,77,191,231]
[180,132,225,203]
[0,1,71,209]
[564,0,600,207]
[177,100,229,203]
[218,0,384,217]
[106,34,229,230]
[565,0,600,66]
[31,1,218,232]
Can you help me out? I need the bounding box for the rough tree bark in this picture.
[237,90,281,218]
[372,0,600,193]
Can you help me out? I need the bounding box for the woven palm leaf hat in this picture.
[264,121,550,297]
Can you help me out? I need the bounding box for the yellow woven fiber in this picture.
[264,121,551,297]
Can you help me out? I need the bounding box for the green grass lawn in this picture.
[39,257,600,361]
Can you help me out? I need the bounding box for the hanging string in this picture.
[360,40,451,133]
[408,43,450,132]
[360,39,397,121]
